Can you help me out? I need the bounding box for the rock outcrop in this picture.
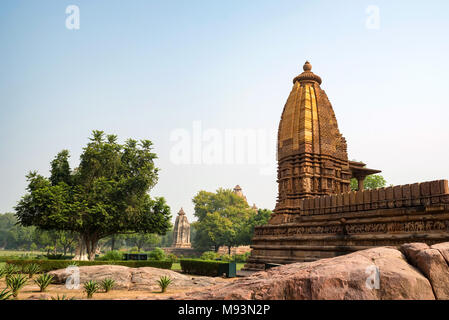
[172,243,449,300]
[48,265,228,291]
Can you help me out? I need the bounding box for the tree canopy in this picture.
[350,174,387,191]
[15,130,171,260]
[192,188,271,252]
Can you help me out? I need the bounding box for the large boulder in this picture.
[48,265,226,291]
[401,243,449,299]
[172,246,437,300]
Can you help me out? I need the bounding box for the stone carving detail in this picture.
[172,208,191,248]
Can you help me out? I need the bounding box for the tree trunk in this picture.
[228,246,231,255]
[73,235,88,261]
[214,245,219,252]
[111,235,116,251]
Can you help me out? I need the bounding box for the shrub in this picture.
[166,253,178,263]
[34,273,54,292]
[148,248,165,261]
[220,254,233,262]
[101,278,116,292]
[233,252,250,263]
[6,259,172,273]
[0,288,13,300]
[200,251,218,261]
[98,250,123,261]
[157,276,172,293]
[6,274,28,298]
[22,263,41,278]
[180,259,230,276]
[84,280,100,299]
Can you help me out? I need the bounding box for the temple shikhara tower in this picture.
[172,208,191,248]
[244,62,449,270]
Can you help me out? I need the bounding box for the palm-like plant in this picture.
[0,288,13,300]
[157,276,173,293]
[0,267,6,279]
[6,274,28,298]
[4,264,20,278]
[23,263,41,279]
[84,280,99,299]
[101,278,116,293]
[34,273,54,292]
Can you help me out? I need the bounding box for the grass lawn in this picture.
[0,250,42,257]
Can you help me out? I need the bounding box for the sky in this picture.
[1,0,449,224]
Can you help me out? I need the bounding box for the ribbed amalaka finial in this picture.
[178,207,185,215]
[303,61,312,72]
[293,60,322,85]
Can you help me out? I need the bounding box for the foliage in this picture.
[180,259,230,276]
[233,252,251,263]
[98,250,123,261]
[166,253,178,263]
[100,278,116,292]
[6,259,173,273]
[3,263,19,277]
[200,251,218,261]
[22,263,40,278]
[0,288,13,300]
[192,189,251,251]
[15,131,172,260]
[220,254,233,262]
[6,274,28,297]
[350,174,387,191]
[84,280,100,299]
[127,233,160,252]
[156,276,172,293]
[148,247,166,261]
[34,273,54,292]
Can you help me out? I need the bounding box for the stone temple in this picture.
[172,208,191,248]
[244,62,449,270]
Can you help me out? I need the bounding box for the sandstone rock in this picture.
[27,294,52,300]
[48,265,227,291]
[401,243,449,299]
[431,242,449,265]
[178,246,435,300]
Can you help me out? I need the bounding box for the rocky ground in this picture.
[165,242,449,300]
[5,241,449,300]
[0,266,236,300]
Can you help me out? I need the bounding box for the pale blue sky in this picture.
[1,1,449,223]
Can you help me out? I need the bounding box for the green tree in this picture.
[192,188,264,253]
[127,233,160,252]
[15,131,172,260]
[350,174,387,191]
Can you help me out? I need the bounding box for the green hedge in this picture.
[180,259,230,276]
[6,259,172,272]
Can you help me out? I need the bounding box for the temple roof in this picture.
[293,61,322,85]
[178,207,186,216]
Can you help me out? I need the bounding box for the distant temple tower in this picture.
[233,185,247,202]
[172,208,191,248]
